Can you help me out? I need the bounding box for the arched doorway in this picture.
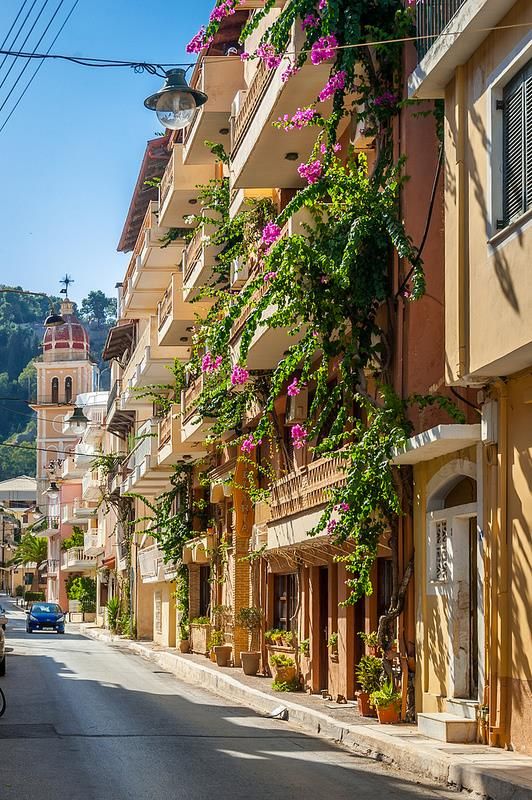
[426,462,480,701]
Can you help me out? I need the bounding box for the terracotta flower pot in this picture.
[179,639,190,653]
[273,665,296,684]
[214,645,232,667]
[376,703,400,724]
[357,691,377,717]
[240,651,260,676]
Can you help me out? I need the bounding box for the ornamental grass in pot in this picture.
[355,655,382,717]
[370,680,402,724]
[235,606,263,676]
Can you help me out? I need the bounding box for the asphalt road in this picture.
[0,597,460,800]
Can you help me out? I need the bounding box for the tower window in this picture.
[65,377,72,403]
[51,378,59,404]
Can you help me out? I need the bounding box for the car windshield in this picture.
[32,604,62,614]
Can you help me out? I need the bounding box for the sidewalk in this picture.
[77,623,532,800]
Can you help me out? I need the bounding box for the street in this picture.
[0,598,459,800]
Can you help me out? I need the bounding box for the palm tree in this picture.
[10,534,48,570]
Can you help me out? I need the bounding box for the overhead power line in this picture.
[0,0,32,50]
[0,0,40,74]
[0,0,80,133]
[0,0,53,94]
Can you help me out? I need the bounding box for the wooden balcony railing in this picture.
[415,0,466,60]
[160,154,174,208]
[158,280,173,330]
[232,59,274,154]
[158,409,172,447]
[269,455,346,521]
[183,376,203,422]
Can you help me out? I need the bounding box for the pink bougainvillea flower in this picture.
[318,70,347,102]
[373,91,399,107]
[287,378,301,397]
[263,270,277,282]
[334,501,350,513]
[327,518,338,534]
[240,51,250,61]
[297,160,323,184]
[201,352,223,373]
[261,222,282,246]
[318,0,327,10]
[281,63,299,83]
[291,423,308,449]
[241,434,262,454]
[186,27,213,54]
[277,106,318,131]
[231,365,250,386]
[301,13,319,30]
[256,43,281,70]
[310,34,338,66]
[333,142,342,152]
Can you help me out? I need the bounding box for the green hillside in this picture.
[0,287,116,480]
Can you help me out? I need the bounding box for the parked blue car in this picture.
[26,603,65,634]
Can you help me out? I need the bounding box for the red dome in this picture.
[42,302,90,360]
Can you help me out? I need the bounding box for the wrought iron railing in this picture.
[415,0,466,61]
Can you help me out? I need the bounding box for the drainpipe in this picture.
[488,380,509,746]
[455,65,467,379]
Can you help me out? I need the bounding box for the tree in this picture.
[79,291,117,327]
[10,533,48,569]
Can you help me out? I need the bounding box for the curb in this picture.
[79,625,532,800]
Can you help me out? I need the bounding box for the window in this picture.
[51,377,59,404]
[273,573,297,631]
[503,59,532,224]
[433,519,449,582]
[199,565,210,617]
[65,377,72,403]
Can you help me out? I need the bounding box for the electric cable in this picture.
[0,0,32,50]
[0,0,53,93]
[0,0,69,117]
[0,0,40,75]
[0,0,80,133]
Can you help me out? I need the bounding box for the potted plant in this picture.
[269,652,296,684]
[106,596,120,634]
[178,620,190,653]
[370,680,402,724]
[235,606,263,676]
[208,629,231,666]
[355,655,382,716]
[358,630,380,656]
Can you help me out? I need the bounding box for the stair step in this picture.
[417,712,477,743]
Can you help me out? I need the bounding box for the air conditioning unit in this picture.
[285,386,308,424]
[230,257,249,288]
[231,89,248,120]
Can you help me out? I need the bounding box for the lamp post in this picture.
[0,288,65,327]
[144,68,208,131]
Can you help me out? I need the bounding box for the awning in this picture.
[391,424,480,466]
[102,555,116,569]
[102,323,136,362]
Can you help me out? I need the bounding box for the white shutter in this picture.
[503,82,524,223]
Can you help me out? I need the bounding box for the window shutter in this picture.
[525,76,532,212]
[503,82,524,223]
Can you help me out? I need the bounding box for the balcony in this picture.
[45,559,59,576]
[138,543,164,583]
[120,318,188,411]
[157,272,212,348]
[269,454,346,523]
[182,218,223,301]
[106,379,135,438]
[158,144,214,228]
[181,376,214,443]
[61,547,97,572]
[183,56,244,165]
[38,516,60,538]
[61,504,79,526]
[408,0,515,98]
[122,419,172,495]
[61,447,94,480]
[158,404,207,466]
[84,527,104,556]
[117,538,129,572]
[72,498,97,522]
[82,468,102,502]
[231,21,348,188]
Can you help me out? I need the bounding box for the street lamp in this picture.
[63,405,90,436]
[144,68,208,131]
[0,288,65,327]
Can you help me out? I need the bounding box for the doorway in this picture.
[319,567,329,692]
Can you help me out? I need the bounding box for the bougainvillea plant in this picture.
[158,0,461,625]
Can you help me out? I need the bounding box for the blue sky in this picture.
[0,0,212,306]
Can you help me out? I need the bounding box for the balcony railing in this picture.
[270,455,346,522]
[61,547,97,570]
[46,559,59,575]
[415,0,466,61]
[107,380,122,415]
[231,59,273,155]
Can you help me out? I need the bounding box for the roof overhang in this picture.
[391,424,481,465]
[102,323,136,362]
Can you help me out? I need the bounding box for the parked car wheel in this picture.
[0,656,5,676]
